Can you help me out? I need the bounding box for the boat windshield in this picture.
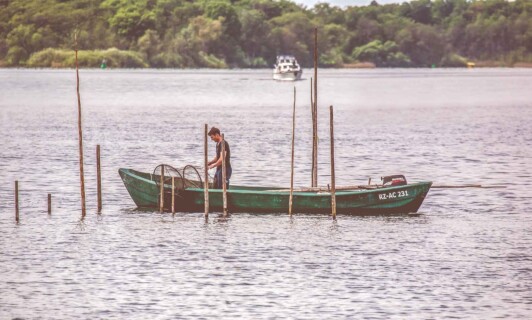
[277,56,297,65]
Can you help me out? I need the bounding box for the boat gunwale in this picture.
[185,181,432,196]
[120,168,431,197]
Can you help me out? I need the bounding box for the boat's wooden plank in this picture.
[432,184,506,188]
[266,185,382,192]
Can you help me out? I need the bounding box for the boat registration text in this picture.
[378,190,409,200]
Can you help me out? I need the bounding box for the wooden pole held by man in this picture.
[330,106,336,219]
[221,133,228,217]
[289,86,296,215]
[204,124,209,218]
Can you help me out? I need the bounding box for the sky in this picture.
[295,0,406,7]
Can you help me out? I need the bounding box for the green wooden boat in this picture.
[119,168,432,215]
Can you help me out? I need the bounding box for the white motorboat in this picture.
[273,55,303,81]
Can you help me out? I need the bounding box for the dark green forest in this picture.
[0,0,531,68]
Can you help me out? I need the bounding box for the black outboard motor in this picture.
[382,175,407,186]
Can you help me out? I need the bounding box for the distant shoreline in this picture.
[1,64,531,69]
[0,61,532,70]
[342,62,532,69]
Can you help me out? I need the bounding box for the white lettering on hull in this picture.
[378,190,409,200]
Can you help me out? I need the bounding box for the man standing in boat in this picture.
[207,127,232,189]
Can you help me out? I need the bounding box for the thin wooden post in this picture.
[15,181,19,223]
[48,193,51,215]
[204,124,209,217]
[312,103,318,188]
[221,133,228,217]
[313,27,318,188]
[96,144,102,213]
[75,33,86,219]
[310,77,315,187]
[368,177,372,185]
[171,176,175,214]
[159,165,164,213]
[289,86,296,215]
[330,106,336,219]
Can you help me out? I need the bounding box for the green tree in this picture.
[408,0,433,24]
[103,0,156,42]
[137,29,161,65]
[239,9,271,66]
[0,0,531,67]
[165,15,226,68]
[396,23,445,66]
[269,11,315,66]
[202,1,241,64]
[352,40,411,67]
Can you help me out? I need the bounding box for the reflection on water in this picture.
[0,69,531,319]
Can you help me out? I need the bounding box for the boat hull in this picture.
[273,70,303,81]
[119,168,431,215]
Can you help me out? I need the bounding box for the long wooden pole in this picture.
[75,34,86,219]
[330,106,336,219]
[289,86,296,215]
[159,165,164,213]
[96,144,102,213]
[310,77,315,187]
[313,27,318,188]
[204,124,209,218]
[221,133,228,217]
[312,103,318,188]
[15,181,19,223]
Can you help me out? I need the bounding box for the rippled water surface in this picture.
[0,69,531,319]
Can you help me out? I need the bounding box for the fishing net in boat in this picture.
[153,164,204,191]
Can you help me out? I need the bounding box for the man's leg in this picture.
[214,170,222,189]
[226,167,232,189]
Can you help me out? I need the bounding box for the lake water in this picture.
[0,68,531,319]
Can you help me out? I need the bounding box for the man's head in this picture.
[208,126,222,142]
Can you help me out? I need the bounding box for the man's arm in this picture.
[208,151,226,169]
[208,155,218,166]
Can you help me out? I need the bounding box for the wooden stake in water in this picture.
[221,133,228,217]
[96,144,102,213]
[330,106,336,219]
[48,193,51,215]
[75,33,87,219]
[312,27,319,188]
[172,176,175,214]
[15,181,19,223]
[204,124,209,218]
[289,87,296,215]
[159,165,165,213]
[310,77,315,187]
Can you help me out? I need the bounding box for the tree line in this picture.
[0,0,530,68]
